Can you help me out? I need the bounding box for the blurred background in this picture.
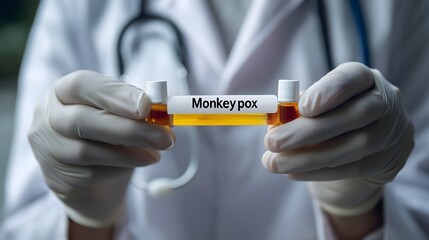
[0,0,39,223]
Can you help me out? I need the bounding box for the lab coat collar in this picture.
[168,0,226,76]
[218,0,306,93]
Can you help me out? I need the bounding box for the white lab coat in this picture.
[2,0,429,239]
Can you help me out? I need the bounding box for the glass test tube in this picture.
[146,80,300,126]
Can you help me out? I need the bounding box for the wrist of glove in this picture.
[308,179,383,216]
[28,71,175,227]
[263,62,414,216]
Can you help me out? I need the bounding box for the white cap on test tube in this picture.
[146,81,168,103]
[278,80,299,102]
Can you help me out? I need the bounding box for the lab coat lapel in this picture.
[171,0,226,76]
[218,0,306,94]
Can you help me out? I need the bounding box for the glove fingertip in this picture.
[261,151,276,172]
[136,91,152,118]
[298,93,318,117]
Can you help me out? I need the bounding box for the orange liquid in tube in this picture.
[145,80,300,126]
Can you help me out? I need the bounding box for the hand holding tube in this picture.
[263,62,414,216]
[28,70,175,227]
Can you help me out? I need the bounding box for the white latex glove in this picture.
[28,70,175,227]
[263,62,414,216]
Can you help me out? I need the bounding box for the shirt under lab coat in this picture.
[2,0,429,239]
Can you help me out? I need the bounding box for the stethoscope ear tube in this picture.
[116,0,189,76]
[348,0,371,67]
[317,0,371,70]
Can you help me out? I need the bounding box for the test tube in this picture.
[267,80,300,125]
[145,80,299,126]
[145,81,172,125]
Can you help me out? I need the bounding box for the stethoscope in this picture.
[117,0,370,197]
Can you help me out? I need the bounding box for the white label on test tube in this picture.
[167,95,278,114]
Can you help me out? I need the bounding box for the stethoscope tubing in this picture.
[116,1,189,76]
[317,0,371,70]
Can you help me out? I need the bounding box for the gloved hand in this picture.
[28,70,175,227]
[263,62,414,216]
